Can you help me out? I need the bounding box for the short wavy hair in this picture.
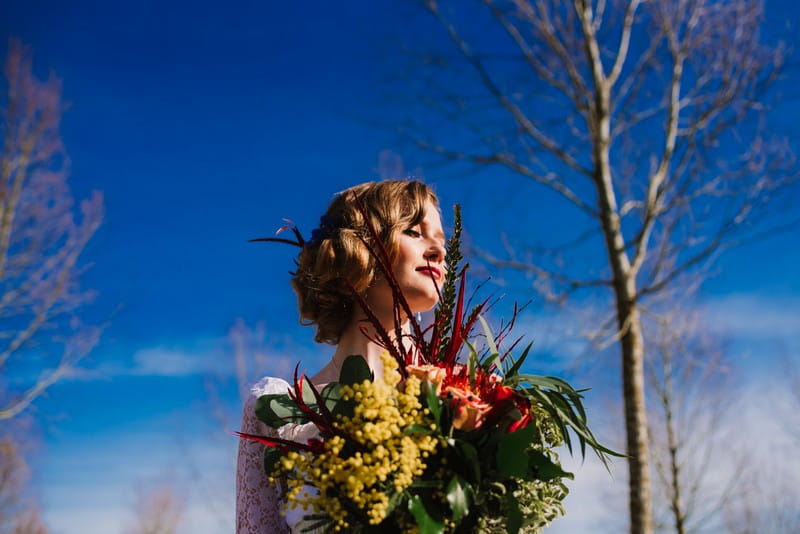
[292,180,439,344]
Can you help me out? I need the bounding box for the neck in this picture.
[312,311,411,386]
[334,312,411,375]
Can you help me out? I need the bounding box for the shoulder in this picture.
[239,377,291,433]
[250,376,291,398]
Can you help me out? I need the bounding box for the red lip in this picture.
[416,266,442,280]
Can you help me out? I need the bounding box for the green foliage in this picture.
[263,447,283,475]
[497,424,537,478]
[339,354,373,386]
[255,394,308,426]
[408,495,445,534]
[445,476,470,522]
[434,205,463,355]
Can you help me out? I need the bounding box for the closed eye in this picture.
[403,228,421,238]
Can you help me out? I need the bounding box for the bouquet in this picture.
[238,205,616,533]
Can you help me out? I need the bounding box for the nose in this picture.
[424,240,445,264]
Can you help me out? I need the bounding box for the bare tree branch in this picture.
[0,40,104,421]
[126,481,185,534]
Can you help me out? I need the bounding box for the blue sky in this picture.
[2,1,799,532]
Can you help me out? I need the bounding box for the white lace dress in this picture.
[235,377,322,534]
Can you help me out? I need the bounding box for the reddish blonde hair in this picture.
[292,180,439,344]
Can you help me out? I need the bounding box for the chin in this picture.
[408,294,440,314]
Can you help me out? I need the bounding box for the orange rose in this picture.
[406,364,448,394]
[444,385,492,431]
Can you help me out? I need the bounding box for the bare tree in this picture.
[181,319,293,529]
[0,438,47,534]
[392,1,796,531]
[126,482,185,534]
[0,39,104,420]
[717,351,800,534]
[723,470,800,534]
[646,312,742,534]
[204,318,288,431]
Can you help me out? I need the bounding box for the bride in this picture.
[236,179,446,533]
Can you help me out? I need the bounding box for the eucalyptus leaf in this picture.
[255,394,307,426]
[300,377,320,404]
[446,475,470,522]
[408,495,445,534]
[339,355,372,386]
[320,382,342,413]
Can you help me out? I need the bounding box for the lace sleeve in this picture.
[236,379,291,534]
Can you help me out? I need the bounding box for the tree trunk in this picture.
[619,303,653,534]
[591,77,654,532]
[596,173,654,534]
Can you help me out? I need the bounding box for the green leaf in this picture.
[300,515,332,533]
[263,447,283,475]
[409,480,441,489]
[425,381,442,428]
[528,450,573,481]
[404,424,435,436]
[446,475,470,522]
[451,439,481,483]
[465,340,478,384]
[481,352,500,373]
[408,495,445,534]
[496,423,537,478]
[320,382,342,413]
[505,342,533,377]
[339,355,373,386]
[505,493,523,533]
[255,394,306,426]
[478,315,499,360]
[299,378,320,404]
[385,489,405,517]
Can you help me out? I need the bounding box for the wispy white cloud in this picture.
[68,335,308,381]
[698,293,800,341]
[131,345,224,376]
[500,292,799,374]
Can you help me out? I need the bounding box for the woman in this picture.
[236,180,446,533]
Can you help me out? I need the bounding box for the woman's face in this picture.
[367,200,446,314]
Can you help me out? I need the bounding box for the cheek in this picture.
[393,239,417,269]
